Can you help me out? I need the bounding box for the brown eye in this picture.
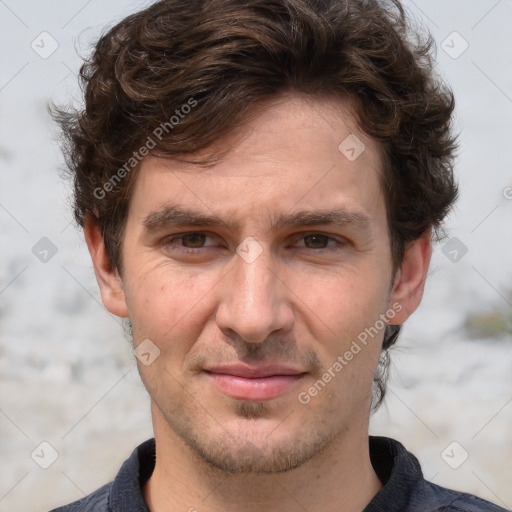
[303,234,331,249]
[164,232,217,254]
[292,233,346,253]
[181,233,207,248]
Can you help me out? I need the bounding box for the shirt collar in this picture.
[109,438,155,512]
[364,436,425,511]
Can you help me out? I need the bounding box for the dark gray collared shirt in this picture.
[49,436,509,512]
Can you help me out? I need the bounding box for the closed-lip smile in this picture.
[203,363,307,401]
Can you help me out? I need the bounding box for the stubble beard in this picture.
[153,391,349,476]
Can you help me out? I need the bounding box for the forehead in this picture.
[128,94,386,232]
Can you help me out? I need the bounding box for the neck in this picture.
[144,404,382,512]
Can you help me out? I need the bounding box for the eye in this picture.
[164,232,217,253]
[293,233,346,251]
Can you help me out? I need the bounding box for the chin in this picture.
[178,411,343,475]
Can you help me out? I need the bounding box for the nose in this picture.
[215,243,295,344]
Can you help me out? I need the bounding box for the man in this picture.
[50,0,508,511]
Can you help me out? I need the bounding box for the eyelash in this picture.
[164,232,346,255]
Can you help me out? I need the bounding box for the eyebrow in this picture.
[142,205,372,235]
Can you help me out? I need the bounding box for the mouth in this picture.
[203,364,307,401]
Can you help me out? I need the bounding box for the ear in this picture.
[388,228,432,324]
[83,214,129,318]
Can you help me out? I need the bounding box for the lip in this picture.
[203,364,307,401]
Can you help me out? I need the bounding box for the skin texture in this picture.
[85,93,431,512]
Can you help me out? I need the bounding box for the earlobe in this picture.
[83,215,129,318]
[389,228,432,325]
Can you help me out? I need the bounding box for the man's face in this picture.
[107,95,402,473]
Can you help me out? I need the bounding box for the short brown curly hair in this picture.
[51,0,458,409]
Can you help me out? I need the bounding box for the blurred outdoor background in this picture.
[0,1,511,510]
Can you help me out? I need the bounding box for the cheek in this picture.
[124,264,217,347]
[288,266,390,389]
[292,266,388,330]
